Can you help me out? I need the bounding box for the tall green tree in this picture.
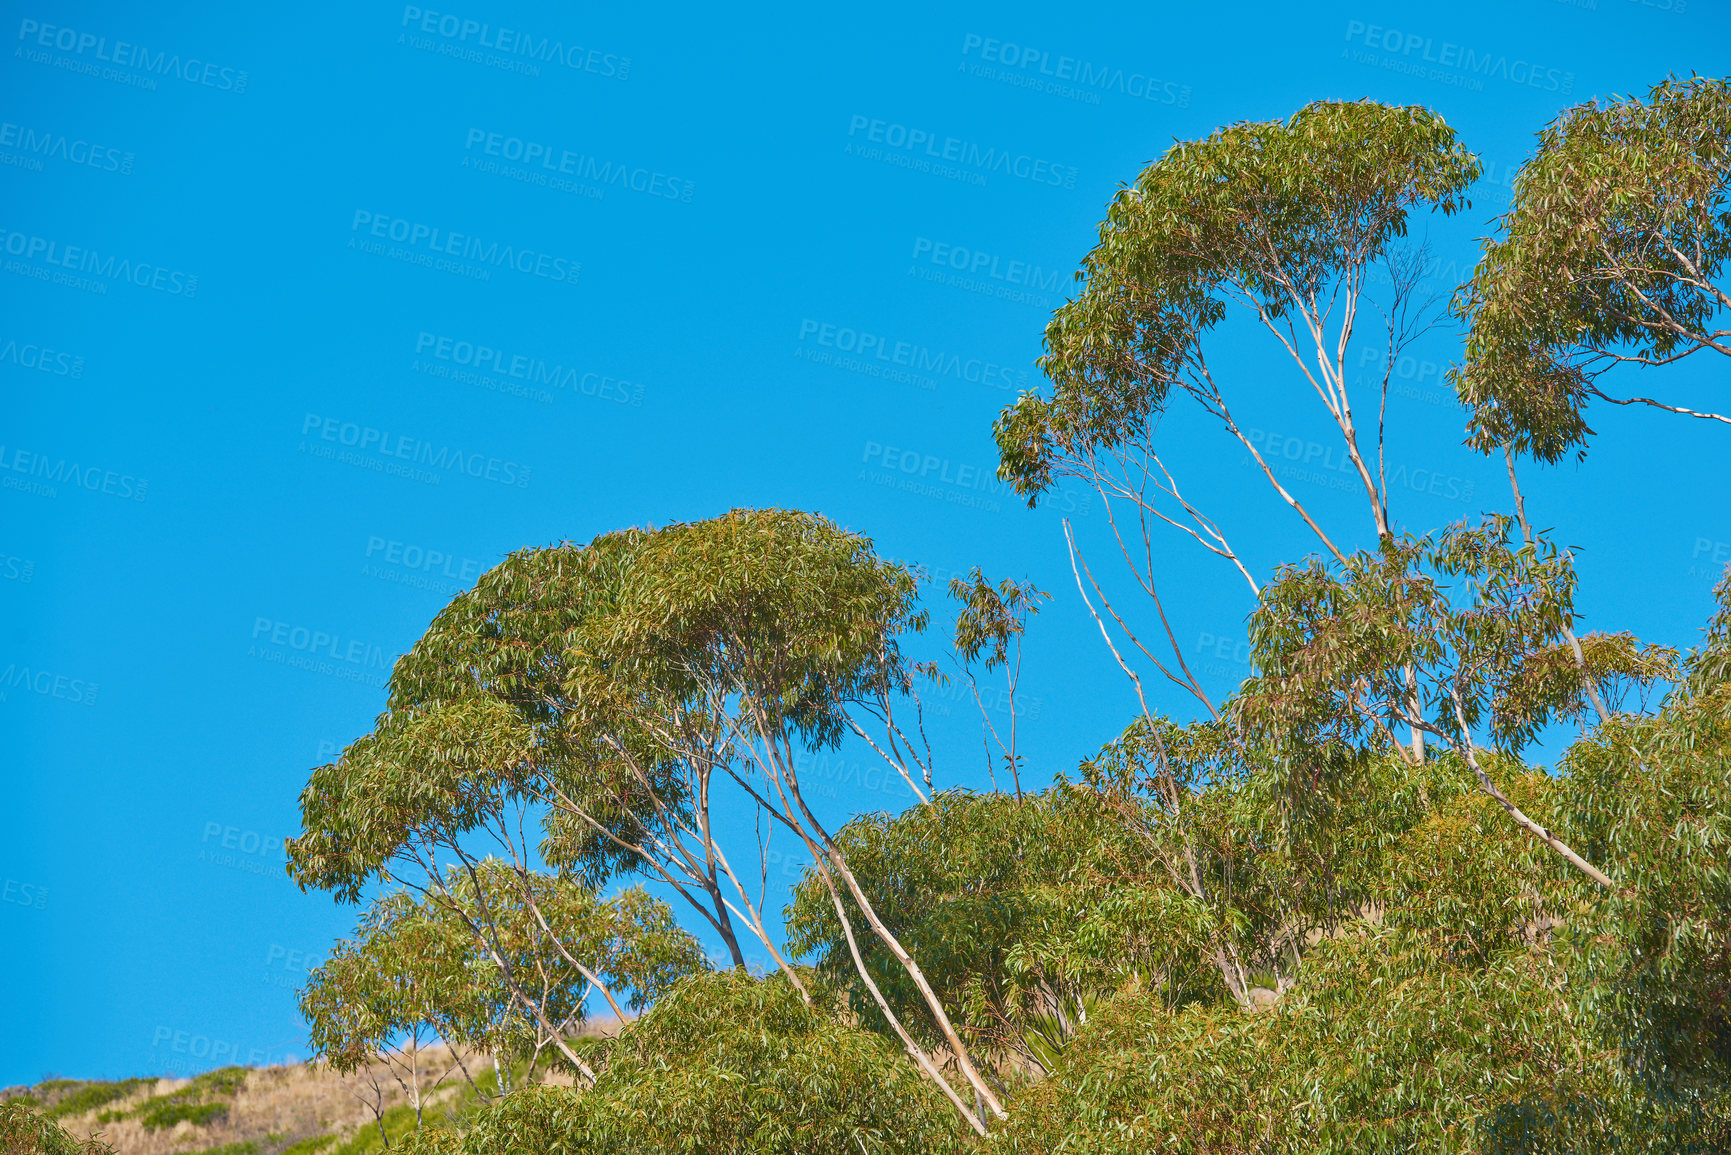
[995,98,1479,772]
[997,99,1478,560]
[587,509,1006,1129]
[291,508,1006,1133]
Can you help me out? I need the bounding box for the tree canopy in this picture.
[1453,76,1731,461]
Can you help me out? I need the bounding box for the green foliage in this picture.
[948,571,1046,673]
[71,1068,249,1132]
[39,1080,146,1120]
[287,508,928,961]
[948,571,1047,795]
[993,925,1602,1154]
[277,1137,337,1155]
[786,788,1147,1063]
[1453,76,1731,461]
[978,743,1716,1150]
[393,971,972,1154]
[1235,515,1673,864]
[273,86,1731,1151]
[10,1080,146,1122]
[1239,517,1588,755]
[1554,576,1731,1105]
[0,1100,114,1155]
[136,1099,228,1131]
[998,98,1478,504]
[190,1067,251,1098]
[300,863,704,1074]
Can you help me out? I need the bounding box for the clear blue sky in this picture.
[4,0,1727,1086]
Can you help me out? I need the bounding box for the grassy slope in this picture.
[0,1048,574,1155]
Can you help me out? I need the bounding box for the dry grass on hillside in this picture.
[5,1022,626,1155]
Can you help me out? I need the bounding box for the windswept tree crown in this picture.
[1453,76,1731,461]
[287,508,926,902]
[996,98,1479,502]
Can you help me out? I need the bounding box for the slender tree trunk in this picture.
[816,864,987,1136]
[708,883,749,968]
[783,777,1008,1120]
[1445,698,1614,888]
[1404,665,1427,764]
[410,1037,422,1128]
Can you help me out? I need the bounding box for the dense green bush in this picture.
[396,970,972,1155]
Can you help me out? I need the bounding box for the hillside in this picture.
[0,1028,615,1155]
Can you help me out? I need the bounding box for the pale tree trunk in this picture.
[814,860,988,1136]
[779,770,1007,1121]
[1444,694,1614,888]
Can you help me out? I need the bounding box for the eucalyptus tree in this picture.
[286,715,630,1079]
[394,970,974,1155]
[1234,515,1674,887]
[589,509,1005,1130]
[995,98,1479,761]
[0,1101,113,1155]
[1453,76,1731,462]
[292,508,1004,1134]
[288,530,802,993]
[1558,568,1731,1125]
[1078,716,1298,1006]
[786,787,1146,1082]
[947,570,1048,799]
